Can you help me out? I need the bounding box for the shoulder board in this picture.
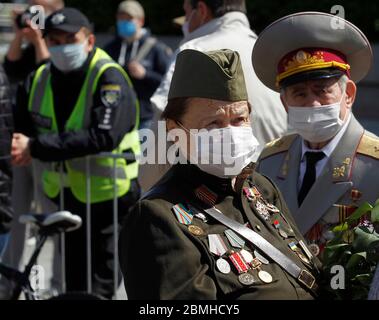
[259,134,298,160]
[357,133,379,160]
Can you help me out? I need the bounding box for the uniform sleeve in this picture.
[29,66,138,162]
[119,199,218,300]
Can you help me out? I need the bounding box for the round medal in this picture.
[308,243,320,257]
[254,250,269,265]
[240,249,254,264]
[279,229,288,239]
[188,225,204,236]
[216,258,231,274]
[238,273,256,286]
[258,270,273,284]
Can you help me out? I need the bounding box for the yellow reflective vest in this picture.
[28,48,140,203]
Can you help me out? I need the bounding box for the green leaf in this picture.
[371,203,379,223]
[332,223,349,233]
[351,274,373,286]
[352,227,379,252]
[323,243,350,267]
[345,252,367,273]
[345,202,373,225]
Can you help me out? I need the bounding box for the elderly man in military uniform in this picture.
[119,49,321,300]
[254,12,379,258]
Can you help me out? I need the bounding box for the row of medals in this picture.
[213,238,274,286]
[243,185,314,267]
[172,202,273,286]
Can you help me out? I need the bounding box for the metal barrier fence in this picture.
[48,152,136,299]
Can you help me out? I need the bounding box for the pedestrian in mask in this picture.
[104,0,172,132]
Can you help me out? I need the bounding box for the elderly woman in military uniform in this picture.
[119,49,320,300]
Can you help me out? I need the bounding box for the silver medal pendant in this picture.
[238,273,256,286]
[216,258,231,274]
[240,249,254,264]
[258,270,273,284]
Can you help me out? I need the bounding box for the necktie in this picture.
[298,151,325,206]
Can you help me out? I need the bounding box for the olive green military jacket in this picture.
[257,116,379,248]
[119,164,320,300]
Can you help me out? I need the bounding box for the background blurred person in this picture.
[3,0,65,84]
[104,0,172,132]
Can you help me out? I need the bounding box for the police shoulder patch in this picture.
[100,84,122,108]
[357,133,379,160]
[259,134,298,160]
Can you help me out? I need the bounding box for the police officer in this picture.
[104,0,172,131]
[254,12,379,259]
[11,8,141,298]
[119,49,320,300]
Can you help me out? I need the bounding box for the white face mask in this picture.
[176,125,260,178]
[288,94,347,143]
[49,41,89,73]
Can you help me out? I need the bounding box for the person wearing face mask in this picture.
[11,8,141,298]
[103,0,172,132]
[119,49,321,300]
[3,0,65,84]
[255,12,379,260]
[138,0,286,192]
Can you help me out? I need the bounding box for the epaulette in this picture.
[357,133,379,160]
[259,134,298,160]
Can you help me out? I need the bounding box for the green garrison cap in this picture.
[168,49,248,102]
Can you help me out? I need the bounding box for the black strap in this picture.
[202,206,318,293]
[298,151,326,205]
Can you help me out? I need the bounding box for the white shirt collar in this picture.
[301,113,352,160]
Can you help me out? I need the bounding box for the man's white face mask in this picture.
[174,124,260,178]
[287,93,347,143]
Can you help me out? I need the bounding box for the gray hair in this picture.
[338,74,349,93]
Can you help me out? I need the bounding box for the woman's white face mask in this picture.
[287,93,348,143]
[174,124,260,178]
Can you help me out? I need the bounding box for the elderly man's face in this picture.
[281,77,356,122]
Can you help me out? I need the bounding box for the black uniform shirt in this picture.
[14,47,138,162]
